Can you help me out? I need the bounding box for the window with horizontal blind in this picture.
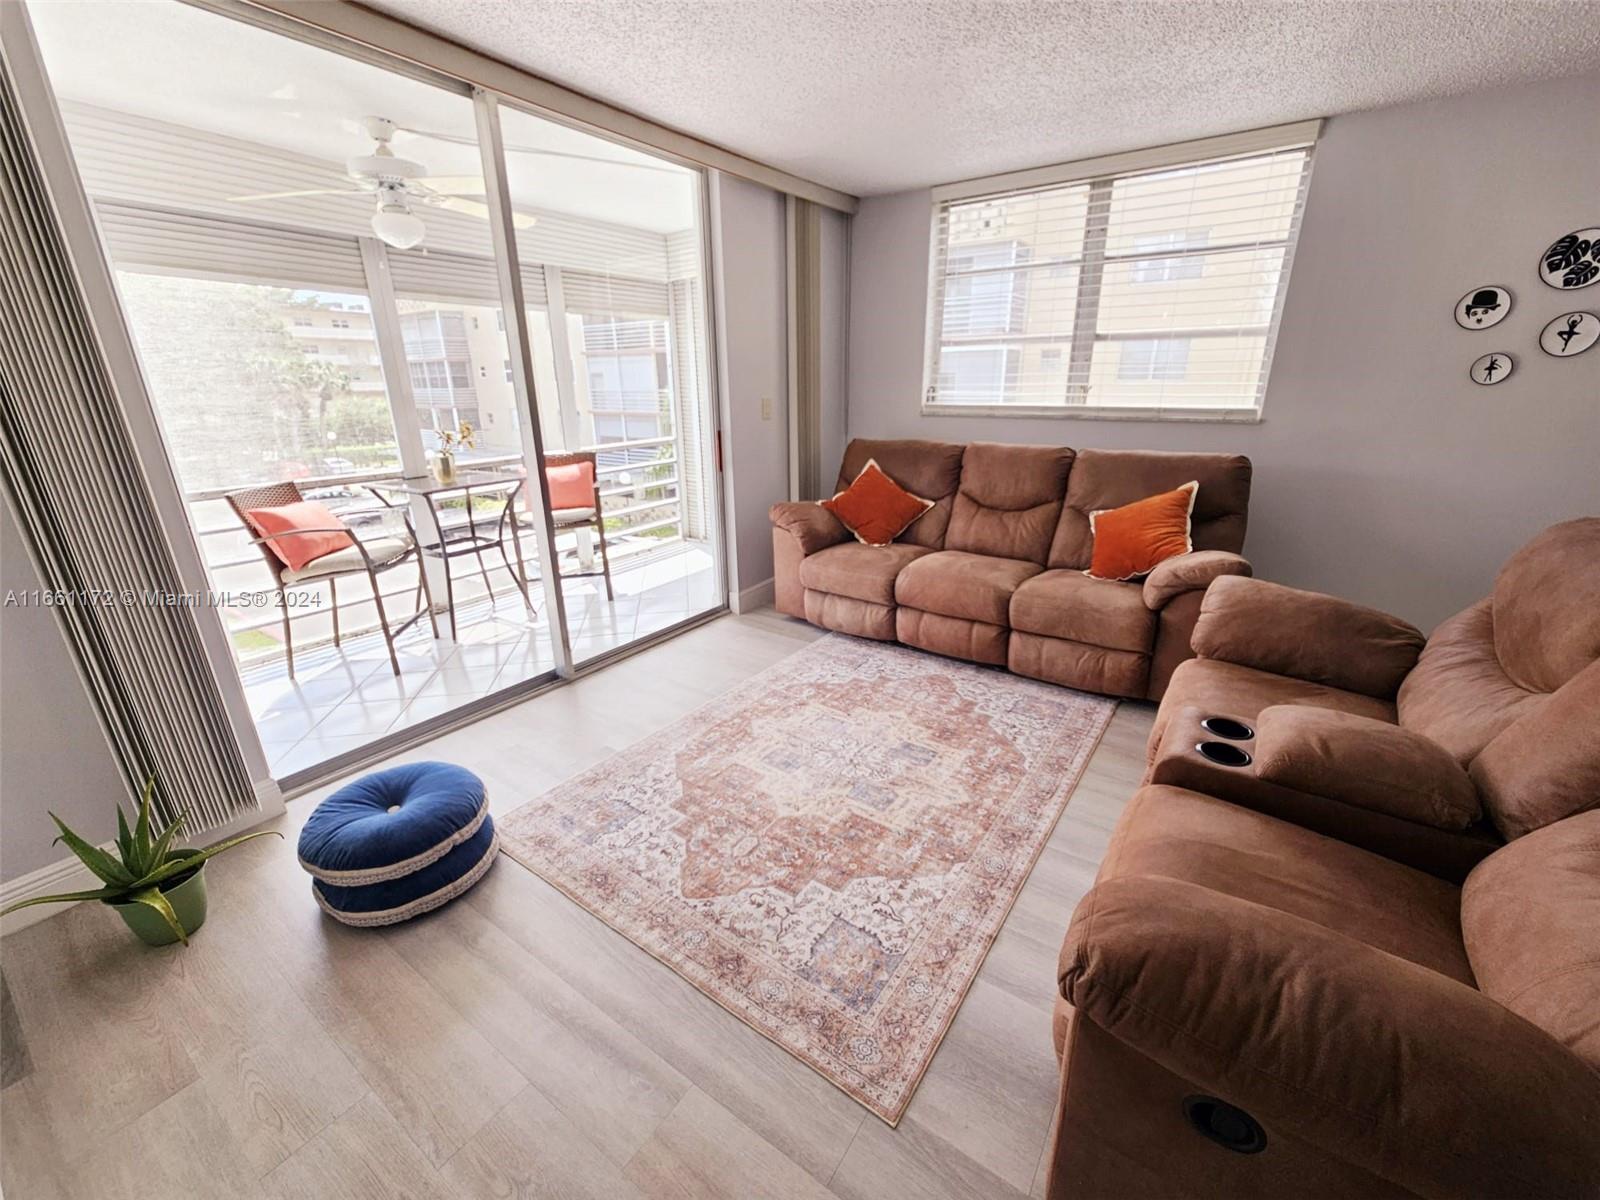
[923,123,1317,420]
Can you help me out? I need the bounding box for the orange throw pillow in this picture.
[244,501,355,572]
[1085,481,1198,581]
[820,459,934,547]
[544,461,596,511]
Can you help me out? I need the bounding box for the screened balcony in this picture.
[27,0,724,779]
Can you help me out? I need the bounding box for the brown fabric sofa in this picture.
[1145,517,1600,879]
[1045,785,1600,1199]
[770,439,1253,700]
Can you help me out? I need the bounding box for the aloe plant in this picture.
[0,776,281,944]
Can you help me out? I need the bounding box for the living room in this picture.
[1,2,1596,1198]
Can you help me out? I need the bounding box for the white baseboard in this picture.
[0,791,285,937]
[731,577,775,614]
[0,851,106,935]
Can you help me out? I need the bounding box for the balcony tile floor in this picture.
[244,544,719,777]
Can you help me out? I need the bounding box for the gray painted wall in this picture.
[846,71,1600,631]
[1,495,130,883]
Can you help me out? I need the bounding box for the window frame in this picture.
[921,120,1320,423]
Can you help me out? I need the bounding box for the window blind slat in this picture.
[94,200,367,292]
[387,246,549,308]
[562,269,670,316]
[926,142,1314,416]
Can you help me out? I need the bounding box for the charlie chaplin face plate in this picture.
[1454,285,1512,329]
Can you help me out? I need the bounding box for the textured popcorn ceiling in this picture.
[363,0,1600,195]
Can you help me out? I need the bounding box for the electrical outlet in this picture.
[760,396,773,421]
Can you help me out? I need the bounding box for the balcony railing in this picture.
[186,434,688,664]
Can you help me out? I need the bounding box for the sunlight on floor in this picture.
[243,543,720,776]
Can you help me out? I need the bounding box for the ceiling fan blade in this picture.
[227,187,365,202]
[417,175,488,196]
[434,195,537,229]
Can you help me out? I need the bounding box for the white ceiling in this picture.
[363,0,1600,196]
[28,0,696,233]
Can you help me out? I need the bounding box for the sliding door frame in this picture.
[471,89,574,677]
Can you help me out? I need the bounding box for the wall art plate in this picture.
[1454,285,1512,329]
[1469,352,1514,386]
[1539,311,1599,357]
[1540,227,1600,290]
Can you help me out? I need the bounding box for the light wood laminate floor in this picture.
[0,610,1149,1200]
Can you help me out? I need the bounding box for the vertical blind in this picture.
[0,61,256,831]
[925,140,1314,416]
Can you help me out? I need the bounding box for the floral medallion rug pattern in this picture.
[498,635,1117,1123]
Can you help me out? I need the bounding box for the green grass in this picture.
[232,629,278,655]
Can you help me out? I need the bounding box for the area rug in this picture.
[498,635,1116,1123]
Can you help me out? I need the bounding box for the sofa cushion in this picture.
[804,590,896,641]
[1010,570,1154,653]
[1471,658,1600,840]
[1397,598,1545,765]
[895,549,1042,625]
[1009,633,1149,698]
[835,438,965,549]
[1149,657,1396,761]
[1462,809,1600,1070]
[798,542,931,606]
[944,442,1074,564]
[1099,785,1474,983]
[1490,517,1600,694]
[1050,449,1251,570]
[897,609,1008,666]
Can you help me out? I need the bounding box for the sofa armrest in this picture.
[1190,576,1425,698]
[768,501,849,555]
[1253,706,1480,830]
[1141,550,1252,610]
[1061,876,1600,1198]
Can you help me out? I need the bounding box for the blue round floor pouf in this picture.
[297,762,497,926]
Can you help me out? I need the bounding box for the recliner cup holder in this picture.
[1196,740,1253,767]
[1200,716,1254,741]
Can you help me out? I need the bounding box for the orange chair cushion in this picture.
[545,461,596,511]
[819,458,934,547]
[244,500,355,572]
[1086,481,1197,581]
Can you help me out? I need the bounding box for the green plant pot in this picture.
[107,857,208,946]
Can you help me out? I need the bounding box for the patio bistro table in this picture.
[368,468,533,642]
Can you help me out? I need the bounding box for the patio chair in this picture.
[502,452,615,602]
[545,452,615,601]
[224,481,438,678]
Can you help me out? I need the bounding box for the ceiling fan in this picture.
[227,116,536,249]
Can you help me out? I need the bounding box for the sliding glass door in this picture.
[25,0,724,781]
[500,104,723,667]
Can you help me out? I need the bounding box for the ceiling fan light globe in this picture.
[371,206,425,249]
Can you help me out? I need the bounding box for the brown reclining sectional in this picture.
[770,438,1253,700]
[1047,517,1600,1198]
